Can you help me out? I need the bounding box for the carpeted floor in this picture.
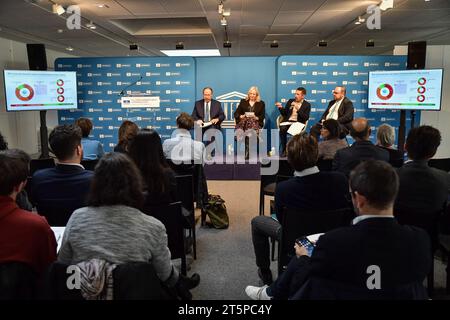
[186,180,450,300]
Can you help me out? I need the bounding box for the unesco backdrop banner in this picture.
[277,55,418,145]
[55,57,195,152]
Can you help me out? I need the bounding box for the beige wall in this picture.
[0,36,75,155]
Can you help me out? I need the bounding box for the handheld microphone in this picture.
[119,75,143,96]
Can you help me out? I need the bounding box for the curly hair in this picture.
[88,152,144,209]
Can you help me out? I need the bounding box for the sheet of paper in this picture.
[279,121,294,126]
[51,227,65,252]
[307,233,324,244]
[202,121,212,128]
[245,112,255,117]
[287,122,305,136]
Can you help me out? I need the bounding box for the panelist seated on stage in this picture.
[163,112,205,164]
[191,87,225,130]
[234,86,266,130]
[275,87,311,155]
[310,86,354,140]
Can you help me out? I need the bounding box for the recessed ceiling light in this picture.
[66,46,74,51]
[220,17,227,26]
[97,4,109,8]
[57,29,64,33]
[222,9,231,17]
[161,49,221,57]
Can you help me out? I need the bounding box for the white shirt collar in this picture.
[293,166,319,177]
[352,214,394,225]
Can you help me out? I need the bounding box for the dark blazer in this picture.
[31,164,94,215]
[234,99,265,128]
[279,99,311,124]
[307,218,431,293]
[377,146,404,168]
[274,171,351,222]
[332,140,389,177]
[191,99,225,128]
[320,97,354,133]
[395,160,450,213]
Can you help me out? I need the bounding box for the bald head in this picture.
[350,118,370,141]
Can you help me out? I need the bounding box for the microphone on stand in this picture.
[118,75,143,96]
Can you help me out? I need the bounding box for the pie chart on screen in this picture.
[417,86,426,94]
[57,87,64,94]
[15,84,34,101]
[376,84,394,100]
[57,95,65,102]
[417,95,425,102]
[418,77,426,85]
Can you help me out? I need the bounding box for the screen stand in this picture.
[39,110,50,159]
[398,110,406,153]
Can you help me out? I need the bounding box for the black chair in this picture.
[259,158,293,215]
[394,205,443,297]
[278,207,354,275]
[36,203,77,227]
[80,159,99,171]
[0,262,38,300]
[175,174,197,259]
[30,158,55,176]
[142,201,187,276]
[428,158,450,172]
[317,158,333,171]
[44,261,168,300]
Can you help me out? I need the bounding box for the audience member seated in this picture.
[75,117,104,160]
[129,129,178,207]
[114,120,139,153]
[0,149,57,280]
[376,124,404,167]
[58,152,200,299]
[247,160,431,300]
[0,132,32,211]
[31,125,94,222]
[250,133,351,285]
[396,125,450,213]
[332,118,389,177]
[163,112,205,164]
[318,119,348,160]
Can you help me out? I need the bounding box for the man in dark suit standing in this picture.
[246,160,431,300]
[333,118,389,177]
[275,87,311,156]
[396,125,450,213]
[310,86,354,140]
[31,125,93,225]
[191,87,225,130]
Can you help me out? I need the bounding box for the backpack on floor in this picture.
[205,194,229,229]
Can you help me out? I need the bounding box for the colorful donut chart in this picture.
[15,84,34,101]
[376,84,394,100]
[417,95,425,102]
[57,95,65,102]
[418,77,426,85]
[56,79,64,86]
[417,86,426,94]
[57,87,64,94]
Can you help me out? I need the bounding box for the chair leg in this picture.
[181,256,187,276]
[427,257,434,297]
[271,238,276,261]
[201,208,206,226]
[446,253,450,294]
[259,193,264,216]
[192,224,197,260]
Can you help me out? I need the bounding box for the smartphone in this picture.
[296,237,315,257]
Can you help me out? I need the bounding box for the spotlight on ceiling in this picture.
[223,41,231,48]
[355,16,365,25]
[86,21,96,29]
[222,9,231,17]
[66,46,74,51]
[129,44,138,50]
[176,42,184,50]
[366,40,375,47]
[220,17,227,26]
[52,4,65,15]
[270,40,279,48]
[318,40,327,47]
[218,2,224,14]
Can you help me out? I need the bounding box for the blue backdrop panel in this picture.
[55,57,195,152]
[277,55,419,146]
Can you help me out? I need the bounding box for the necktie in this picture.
[205,102,210,122]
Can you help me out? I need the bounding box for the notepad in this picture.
[202,121,213,128]
[287,122,305,136]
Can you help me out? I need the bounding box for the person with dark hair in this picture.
[75,117,104,160]
[163,113,205,164]
[247,160,431,300]
[275,87,311,155]
[309,86,354,140]
[332,118,389,177]
[0,131,8,150]
[249,133,350,286]
[191,87,225,129]
[396,125,450,213]
[31,125,93,223]
[318,119,348,160]
[0,149,57,279]
[376,124,404,167]
[114,120,139,153]
[58,152,200,299]
[129,129,177,206]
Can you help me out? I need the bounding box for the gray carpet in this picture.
[183,180,449,300]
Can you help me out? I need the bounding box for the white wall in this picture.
[0,36,75,155]
[394,45,450,158]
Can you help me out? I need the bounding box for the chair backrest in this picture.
[175,175,194,212]
[36,203,75,227]
[276,115,284,128]
[30,158,55,176]
[428,158,450,172]
[278,207,354,274]
[80,159,98,171]
[394,205,443,252]
[0,262,38,300]
[44,261,168,300]
[142,202,186,262]
[317,158,333,171]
